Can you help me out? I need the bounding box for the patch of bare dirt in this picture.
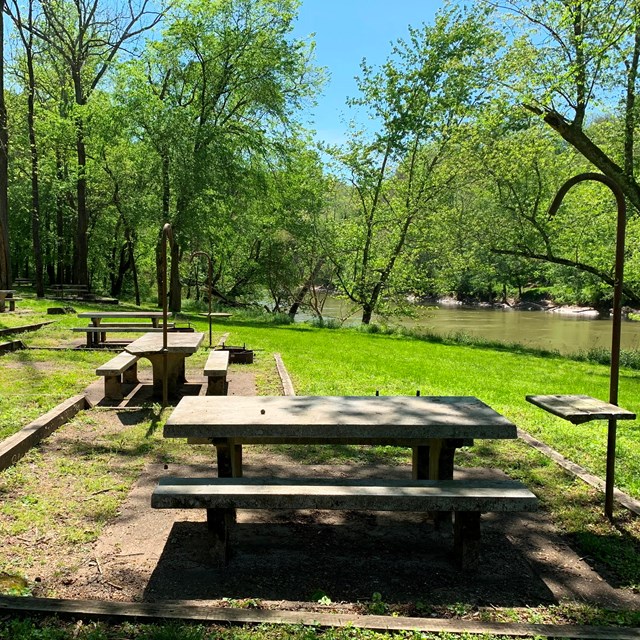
[3,366,639,616]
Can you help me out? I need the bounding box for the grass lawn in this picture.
[0,290,639,639]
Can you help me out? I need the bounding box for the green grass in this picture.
[0,619,561,640]
[3,293,640,497]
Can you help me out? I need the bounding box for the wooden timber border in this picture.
[0,339,25,354]
[0,320,55,337]
[0,394,90,472]
[0,595,638,639]
[274,353,295,395]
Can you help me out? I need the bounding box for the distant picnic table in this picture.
[0,290,19,313]
[75,311,171,346]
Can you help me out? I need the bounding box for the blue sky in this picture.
[292,1,442,144]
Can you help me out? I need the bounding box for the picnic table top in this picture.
[526,394,636,424]
[77,311,165,319]
[164,395,517,442]
[125,331,204,355]
[201,312,232,318]
[0,290,16,295]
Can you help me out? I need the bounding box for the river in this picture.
[303,298,640,356]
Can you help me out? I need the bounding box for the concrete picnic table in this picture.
[0,290,16,313]
[164,395,518,480]
[125,332,204,397]
[76,311,169,346]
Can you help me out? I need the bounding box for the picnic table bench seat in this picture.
[73,325,178,347]
[96,351,139,399]
[151,476,538,568]
[204,350,230,396]
[73,326,176,333]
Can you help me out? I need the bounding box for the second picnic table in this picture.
[76,311,168,346]
[0,290,17,313]
[124,331,204,397]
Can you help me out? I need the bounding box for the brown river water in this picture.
[305,298,640,356]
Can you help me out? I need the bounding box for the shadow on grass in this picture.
[463,438,640,590]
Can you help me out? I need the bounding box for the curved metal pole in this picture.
[548,172,626,520]
[161,223,174,408]
[190,251,213,347]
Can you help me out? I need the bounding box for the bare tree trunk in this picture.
[26,34,44,297]
[288,258,325,320]
[169,241,181,313]
[0,9,12,290]
[75,114,89,286]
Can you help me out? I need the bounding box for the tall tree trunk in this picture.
[169,241,181,312]
[157,152,171,307]
[75,116,89,285]
[288,258,325,320]
[26,38,44,297]
[361,303,373,325]
[0,9,11,290]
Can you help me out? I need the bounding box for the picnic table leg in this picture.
[453,511,481,569]
[413,439,462,528]
[147,353,187,397]
[0,299,5,313]
[208,441,242,561]
[90,320,102,346]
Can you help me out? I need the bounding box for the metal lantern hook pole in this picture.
[190,250,214,347]
[547,173,626,520]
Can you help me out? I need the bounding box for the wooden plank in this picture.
[526,394,636,424]
[274,353,295,396]
[0,340,25,353]
[0,595,637,638]
[164,396,517,442]
[0,395,88,471]
[152,477,538,512]
[216,332,230,348]
[0,321,55,337]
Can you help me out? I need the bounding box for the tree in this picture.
[30,0,164,286]
[495,0,640,214]
[0,6,11,289]
[330,4,501,323]
[6,0,45,295]
[120,0,321,311]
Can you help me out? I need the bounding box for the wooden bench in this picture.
[204,350,230,396]
[73,325,176,347]
[151,477,538,568]
[96,352,140,399]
